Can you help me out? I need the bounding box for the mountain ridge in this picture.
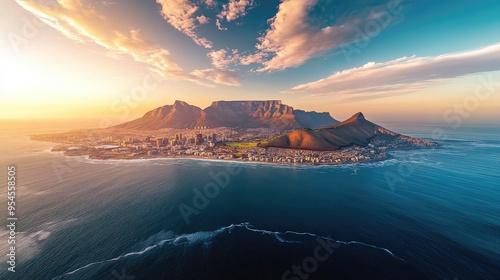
[114,100,338,130]
[258,112,402,151]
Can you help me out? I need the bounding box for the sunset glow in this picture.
[1,0,500,123]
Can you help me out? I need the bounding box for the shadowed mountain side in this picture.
[259,112,399,151]
[293,109,341,129]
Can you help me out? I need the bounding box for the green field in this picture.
[225,141,259,148]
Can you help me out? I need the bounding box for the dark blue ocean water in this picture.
[0,122,499,280]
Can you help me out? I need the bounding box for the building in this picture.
[156,138,167,147]
[196,133,204,145]
[175,133,182,141]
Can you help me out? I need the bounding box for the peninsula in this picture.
[30,100,436,165]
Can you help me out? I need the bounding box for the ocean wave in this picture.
[28,148,55,155]
[52,222,402,280]
[341,158,400,169]
[0,230,50,263]
[438,138,478,143]
[69,156,182,167]
[0,218,79,265]
[470,142,500,149]
[53,152,394,171]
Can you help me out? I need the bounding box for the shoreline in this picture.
[45,145,402,168]
[30,123,439,168]
[33,135,439,168]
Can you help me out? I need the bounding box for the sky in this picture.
[1,0,500,125]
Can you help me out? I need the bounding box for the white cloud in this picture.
[208,48,268,70]
[205,0,215,7]
[216,18,227,30]
[253,0,404,72]
[15,0,238,87]
[197,15,209,24]
[238,52,265,66]
[191,68,240,86]
[16,0,182,74]
[207,49,242,69]
[156,0,213,48]
[287,43,500,99]
[218,0,255,22]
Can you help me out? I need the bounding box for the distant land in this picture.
[114,100,338,130]
[30,101,437,166]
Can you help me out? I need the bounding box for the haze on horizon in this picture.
[1,0,500,125]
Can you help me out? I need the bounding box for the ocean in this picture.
[0,120,499,280]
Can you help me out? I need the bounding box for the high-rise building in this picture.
[175,133,182,141]
[196,133,203,144]
[156,138,165,147]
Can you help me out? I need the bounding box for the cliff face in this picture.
[259,112,399,151]
[114,100,338,130]
[193,100,298,128]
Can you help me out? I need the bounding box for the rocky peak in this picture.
[353,112,365,120]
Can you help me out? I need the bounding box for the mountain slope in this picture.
[258,112,399,151]
[293,109,340,129]
[114,101,202,130]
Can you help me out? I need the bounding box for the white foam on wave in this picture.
[29,148,54,155]
[470,142,500,149]
[52,222,403,279]
[0,230,50,265]
[0,218,79,270]
[240,224,402,259]
[52,223,239,279]
[59,152,392,171]
[69,155,183,167]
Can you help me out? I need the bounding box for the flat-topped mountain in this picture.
[114,100,338,130]
[258,112,424,151]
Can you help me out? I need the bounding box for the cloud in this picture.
[15,0,238,86]
[156,0,213,48]
[190,68,240,86]
[207,49,241,69]
[216,19,227,30]
[239,52,266,66]
[197,15,209,24]
[208,48,268,70]
[218,0,255,22]
[253,0,404,72]
[287,43,500,99]
[205,0,215,7]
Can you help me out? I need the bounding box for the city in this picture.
[31,127,436,165]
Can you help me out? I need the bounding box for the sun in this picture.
[0,56,42,92]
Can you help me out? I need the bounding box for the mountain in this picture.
[192,100,337,129]
[114,100,202,130]
[292,109,340,129]
[191,100,295,128]
[258,112,401,151]
[114,100,338,130]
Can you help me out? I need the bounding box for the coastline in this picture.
[32,130,438,168]
[44,144,407,168]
